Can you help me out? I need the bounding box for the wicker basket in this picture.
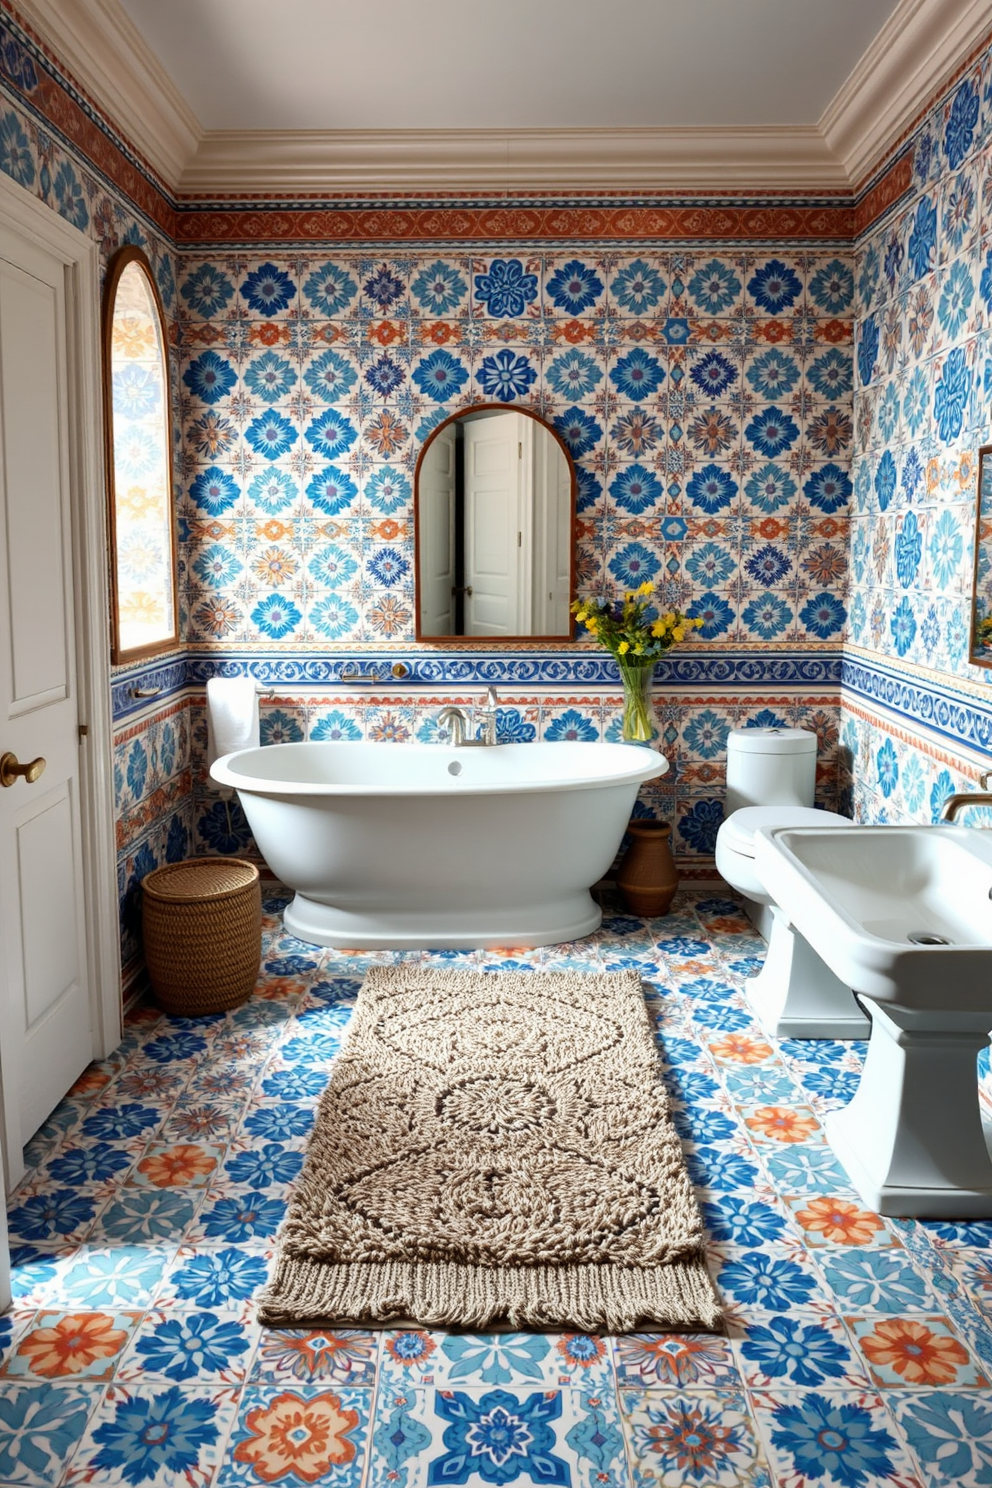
[142,857,261,1016]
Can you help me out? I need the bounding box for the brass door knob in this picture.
[0,752,46,787]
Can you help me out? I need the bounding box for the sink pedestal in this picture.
[827,999,992,1217]
[746,907,871,1040]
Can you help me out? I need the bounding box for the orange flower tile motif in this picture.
[367,320,406,345]
[816,318,852,342]
[234,1390,360,1483]
[709,1034,774,1065]
[554,318,597,343]
[12,1312,131,1378]
[251,323,289,346]
[792,1196,887,1246]
[854,1317,974,1386]
[744,1106,821,1144]
[365,410,408,457]
[420,321,460,345]
[257,976,307,1002]
[136,1144,218,1188]
[69,1067,111,1097]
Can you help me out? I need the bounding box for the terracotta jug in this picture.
[616,820,679,917]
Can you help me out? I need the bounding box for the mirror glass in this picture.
[971,443,992,666]
[415,405,576,641]
[103,246,178,664]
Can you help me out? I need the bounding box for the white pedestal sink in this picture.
[755,823,992,1218]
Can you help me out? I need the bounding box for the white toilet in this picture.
[715,727,870,1039]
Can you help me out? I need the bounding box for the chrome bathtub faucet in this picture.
[438,687,499,747]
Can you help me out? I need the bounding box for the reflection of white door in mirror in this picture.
[533,421,572,635]
[415,403,576,642]
[464,411,524,636]
[418,423,456,635]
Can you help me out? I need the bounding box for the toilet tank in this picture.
[725,727,817,816]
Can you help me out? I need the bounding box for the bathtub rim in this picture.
[209,739,668,797]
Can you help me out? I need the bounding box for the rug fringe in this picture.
[257,1254,722,1333]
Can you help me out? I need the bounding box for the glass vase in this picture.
[617,659,657,744]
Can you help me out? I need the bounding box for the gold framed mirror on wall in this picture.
[970,443,992,666]
[102,244,179,665]
[414,404,577,643]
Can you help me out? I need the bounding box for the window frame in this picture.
[101,243,180,666]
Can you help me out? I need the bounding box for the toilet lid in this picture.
[719,805,852,858]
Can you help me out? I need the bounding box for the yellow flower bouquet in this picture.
[571,582,703,742]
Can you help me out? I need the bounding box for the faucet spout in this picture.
[939,791,992,822]
[437,705,469,747]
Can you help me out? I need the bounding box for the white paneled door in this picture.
[463,411,524,636]
[0,220,99,1188]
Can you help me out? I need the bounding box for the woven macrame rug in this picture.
[258,966,721,1332]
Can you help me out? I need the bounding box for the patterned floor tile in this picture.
[845,1314,987,1388]
[222,1383,371,1486]
[783,1193,897,1249]
[613,1331,740,1388]
[891,1390,992,1485]
[5,889,992,1484]
[731,1312,873,1390]
[0,1381,103,1487]
[64,1382,241,1486]
[709,1242,828,1316]
[620,1387,771,1486]
[369,1385,627,1488]
[749,1387,923,1487]
[53,1247,172,1312]
[378,1330,613,1391]
[2,1309,142,1381]
[816,1247,944,1314]
[116,1308,258,1383]
[249,1328,378,1385]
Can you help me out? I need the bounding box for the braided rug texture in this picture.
[259,966,721,1331]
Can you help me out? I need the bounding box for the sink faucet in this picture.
[438,705,470,746]
[437,687,500,747]
[939,791,992,822]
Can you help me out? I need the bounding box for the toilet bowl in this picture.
[715,728,870,1040]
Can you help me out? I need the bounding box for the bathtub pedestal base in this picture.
[284,890,603,950]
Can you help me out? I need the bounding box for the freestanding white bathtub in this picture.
[210,741,668,949]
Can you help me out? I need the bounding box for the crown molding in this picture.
[179,126,849,195]
[821,0,992,189]
[11,0,200,191]
[9,0,992,203]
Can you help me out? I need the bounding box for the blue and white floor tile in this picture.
[3,886,992,1484]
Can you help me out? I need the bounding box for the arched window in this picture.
[102,245,178,663]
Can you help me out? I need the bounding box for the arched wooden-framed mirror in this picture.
[414,403,577,642]
[102,245,179,665]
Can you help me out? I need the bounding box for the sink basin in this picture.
[755,823,992,1218]
[755,823,992,1013]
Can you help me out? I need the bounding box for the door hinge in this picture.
[518,441,522,458]
[517,531,522,547]
[77,723,88,741]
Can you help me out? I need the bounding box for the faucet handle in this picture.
[981,771,992,792]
